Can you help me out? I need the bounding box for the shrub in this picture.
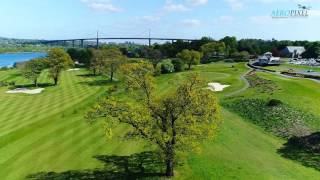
[171,59,185,72]
[161,60,175,74]
[154,64,162,76]
[267,99,283,107]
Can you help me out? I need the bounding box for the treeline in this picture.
[102,36,320,60]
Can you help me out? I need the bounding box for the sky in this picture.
[0,0,320,41]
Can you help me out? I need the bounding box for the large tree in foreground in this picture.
[21,58,48,87]
[47,48,74,85]
[86,62,220,177]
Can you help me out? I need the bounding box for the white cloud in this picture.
[186,0,208,6]
[162,0,209,13]
[140,15,161,22]
[164,1,189,12]
[180,19,201,27]
[214,15,235,24]
[225,0,244,10]
[249,15,271,23]
[81,0,122,12]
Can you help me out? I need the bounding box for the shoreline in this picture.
[0,51,47,55]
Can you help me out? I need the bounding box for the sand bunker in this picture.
[6,88,44,95]
[207,83,230,92]
[67,68,80,71]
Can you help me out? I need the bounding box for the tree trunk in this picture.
[93,68,96,76]
[110,65,114,82]
[188,63,191,70]
[165,154,174,177]
[34,79,38,87]
[110,70,114,82]
[54,77,58,86]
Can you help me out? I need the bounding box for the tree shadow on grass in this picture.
[79,80,119,87]
[77,74,98,78]
[278,132,320,171]
[27,151,166,180]
[14,83,55,88]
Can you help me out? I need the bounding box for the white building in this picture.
[281,46,306,59]
[257,52,281,66]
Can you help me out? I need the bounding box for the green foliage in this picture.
[302,42,320,58]
[119,61,155,102]
[101,47,126,81]
[67,48,93,67]
[160,60,175,74]
[140,47,163,68]
[177,49,201,70]
[171,58,185,72]
[47,48,74,85]
[223,98,316,138]
[91,48,126,81]
[220,36,238,56]
[21,58,48,86]
[231,51,250,62]
[201,42,226,60]
[87,69,220,177]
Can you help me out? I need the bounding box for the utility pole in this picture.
[96,30,99,49]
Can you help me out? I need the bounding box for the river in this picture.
[0,52,47,68]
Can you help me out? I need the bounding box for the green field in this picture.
[0,63,319,179]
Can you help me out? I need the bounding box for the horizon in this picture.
[1,0,320,41]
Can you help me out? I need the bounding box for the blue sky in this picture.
[0,0,320,41]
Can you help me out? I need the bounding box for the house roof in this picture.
[286,46,306,53]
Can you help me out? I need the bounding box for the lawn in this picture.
[236,71,320,130]
[0,63,319,179]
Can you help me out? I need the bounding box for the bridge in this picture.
[38,37,199,48]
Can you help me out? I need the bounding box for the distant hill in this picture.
[0,37,43,45]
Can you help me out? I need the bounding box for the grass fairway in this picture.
[0,63,319,179]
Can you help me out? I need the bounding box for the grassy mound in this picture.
[223,98,317,138]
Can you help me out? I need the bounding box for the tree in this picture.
[238,51,250,61]
[161,60,175,74]
[220,36,238,56]
[177,49,201,70]
[148,49,163,68]
[201,42,226,60]
[90,49,106,76]
[47,48,74,85]
[21,58,47,86]
[101,47,127,82]
[86,65,220,177]
[302,42,320,58]
[67,48,93,67]
[171,59,185,72]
